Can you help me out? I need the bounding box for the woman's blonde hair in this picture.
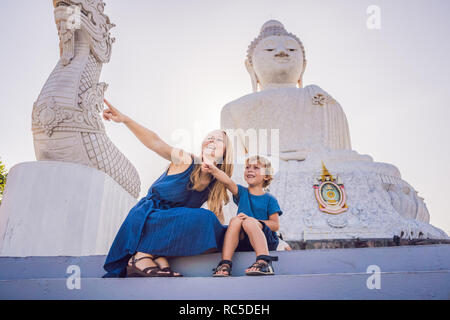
[189,130,234,223]
[245,155,273,189]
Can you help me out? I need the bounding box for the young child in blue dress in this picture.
[203,155,282,276]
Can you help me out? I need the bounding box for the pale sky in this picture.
[0,0,449,234]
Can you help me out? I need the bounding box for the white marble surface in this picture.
[220,20,448,240]
[223,152,447,241]
[0,161,137,257]
[221,85,351,161]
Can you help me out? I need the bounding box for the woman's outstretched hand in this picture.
[201,159,217,174]
[103,98,128,123]
[202,155,239,196]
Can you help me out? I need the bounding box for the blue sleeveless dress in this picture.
[103,157,226,277]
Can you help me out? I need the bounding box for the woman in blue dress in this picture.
[102,99,234,277]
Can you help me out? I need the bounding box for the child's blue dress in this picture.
[103,157,226,277]
[233,184,283,251]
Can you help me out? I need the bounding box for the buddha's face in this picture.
[252,35,304,86]
[201,130,226,163]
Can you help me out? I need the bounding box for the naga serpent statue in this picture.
[32,0,140,198]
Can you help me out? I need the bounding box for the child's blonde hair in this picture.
[245,155,274,189]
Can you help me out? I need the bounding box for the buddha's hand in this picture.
[103,99,128,123]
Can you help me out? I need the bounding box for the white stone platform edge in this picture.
[0,161,137,257]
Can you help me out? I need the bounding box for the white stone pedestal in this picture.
[223,151,449,241]
[0,161,137,257]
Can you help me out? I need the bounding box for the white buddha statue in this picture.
[220,20,448,241]
[221,20,352,161]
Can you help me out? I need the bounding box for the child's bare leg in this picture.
[216,216,243,275]
[241,217,269,272]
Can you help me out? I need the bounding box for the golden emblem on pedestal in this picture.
[313,162,348,214]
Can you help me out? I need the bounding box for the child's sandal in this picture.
[212,260,233,277]
[245,255,278,276]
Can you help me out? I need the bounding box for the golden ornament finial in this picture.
[320,161,335,182]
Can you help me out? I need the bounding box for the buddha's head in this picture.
[246,20,306,92]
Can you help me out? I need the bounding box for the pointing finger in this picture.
[103,99,117,112]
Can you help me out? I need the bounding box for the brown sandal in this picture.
[126,254,171,277]
[153,255,183,277]
[160,266,183,277]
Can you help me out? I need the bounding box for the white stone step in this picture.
[0,244,449,280]
[0,271,448,300]
[1,244,448,299]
